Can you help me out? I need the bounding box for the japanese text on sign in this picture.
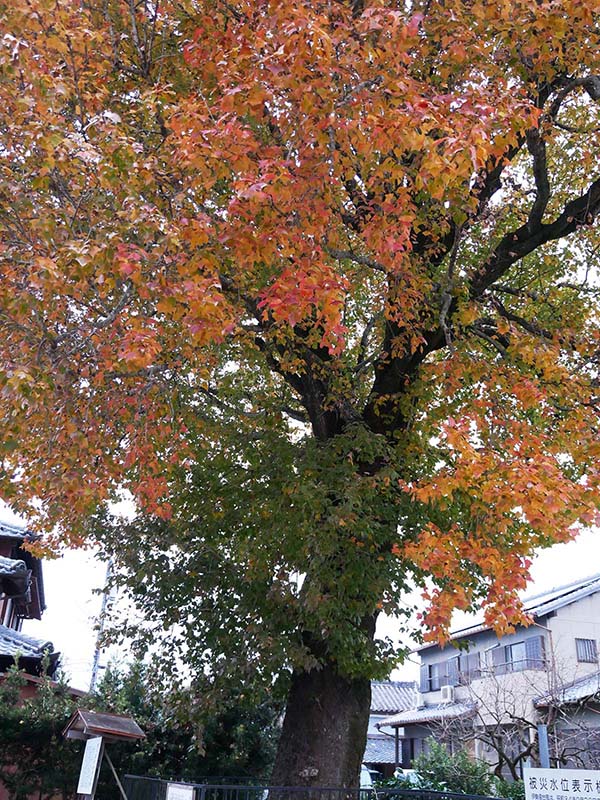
[525,768,600,800]
[77,736,103,795]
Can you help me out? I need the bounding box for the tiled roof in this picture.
[364,734,398,765]
[0,519,27,541]
[371,681,417,713]
[535,670,600,708]
[0,555,29,597]
[0,624,54,659]
[0,555,27,576]
[418,573,600,651]
[378,701,476,727]
[0,515,45,618]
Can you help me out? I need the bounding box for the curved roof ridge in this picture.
[0,623,54,657]
[0,517,28,539]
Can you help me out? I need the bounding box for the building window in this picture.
[447,656,460,687]
[430,662,443,691]
[506,641,527,672]
[490,635,546,674]
[420,660,451,692]
[576,638,598,663]
[460,652,481,683]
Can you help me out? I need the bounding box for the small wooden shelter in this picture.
[63,708,145,742]
[64,709,145,800]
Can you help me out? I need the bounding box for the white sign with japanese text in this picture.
[77,736,104,795]
[166,783,195,800]
[525,767,600,800]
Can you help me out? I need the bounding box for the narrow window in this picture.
[430,662,442,691]
[447,656,460,687]
[459,651,481,683]
[505,641,527,672]
[525,635,546,669]
[491,644,508,675]
[576,638,598,663]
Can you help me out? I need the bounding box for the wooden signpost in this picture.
[63,709,145,800]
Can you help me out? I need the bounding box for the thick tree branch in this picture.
[281,405,309,424]
[363,173,600,435]
[470,175,600,298]
[526,127,551,230]
[472,74,566,217]
[547,75,600,121]
[355,313,381,373]
[254,336,305,398]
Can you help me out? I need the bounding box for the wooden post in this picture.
[105,751,130,800]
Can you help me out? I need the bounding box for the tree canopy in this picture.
[2,0,600,723]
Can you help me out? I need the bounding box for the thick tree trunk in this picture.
[270,661,371,790]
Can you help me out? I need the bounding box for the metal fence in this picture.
[121,778,502,800]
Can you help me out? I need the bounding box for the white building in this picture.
[377,574,600,777]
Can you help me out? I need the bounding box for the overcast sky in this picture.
[2,499,598,691]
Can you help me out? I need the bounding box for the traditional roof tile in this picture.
[363,734,399,764]
[371,681,417,714]
[378,701,476,727]
[535,670,600,708]
[0,519,27,541]
[0,555,27,577]
[0,555,29,597]
[0,623,54,659]
[0,514,45,619]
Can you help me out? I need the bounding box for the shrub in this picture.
[411,740,499,795]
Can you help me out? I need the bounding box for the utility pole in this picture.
[89,558,113,693]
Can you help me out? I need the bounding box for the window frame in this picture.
[576,637,598,663]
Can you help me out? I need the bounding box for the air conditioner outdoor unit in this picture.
[440,685,455,703]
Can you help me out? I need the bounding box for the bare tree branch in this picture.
[324,246,386,273]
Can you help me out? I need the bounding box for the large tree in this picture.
[2,0,600,788]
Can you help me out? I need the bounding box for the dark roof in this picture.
[0,623,54,659]
[371,681,417,714]
[418,573,600,652]
[0,555,29,597]
[0,515,46,619]
[64,709,145,742]
[363,734,398,765]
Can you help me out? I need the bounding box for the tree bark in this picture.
[270,660,371,792]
